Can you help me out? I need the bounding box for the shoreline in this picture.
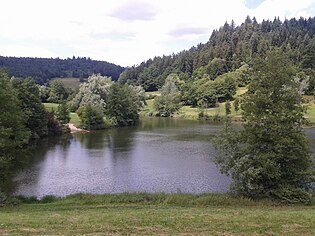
[68,123,88,133]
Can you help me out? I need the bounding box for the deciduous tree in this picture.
[214,51,314,203]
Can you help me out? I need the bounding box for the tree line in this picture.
[119,16,315,94]
[69,74,145,129]
[0,56,124,84]
[0,69,67,187]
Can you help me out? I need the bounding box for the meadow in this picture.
[43,103,80,127]
[0,193,314,235]
[51,77,83,89]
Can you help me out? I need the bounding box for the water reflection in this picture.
[10,118,233,198]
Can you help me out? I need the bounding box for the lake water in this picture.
[7,118,232,198]
[9,118,315,198]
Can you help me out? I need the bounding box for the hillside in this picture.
[0,56,124,84]
[119,16,315,92]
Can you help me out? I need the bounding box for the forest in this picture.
[119,16,315,93]
[0,56,124,84]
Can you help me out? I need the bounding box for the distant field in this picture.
[143,89,315,123]
[43,102,59,112]
[51,77,84,89]
[143,91,243,120]
[43,103,80,126]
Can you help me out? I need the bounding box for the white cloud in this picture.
[0,0,314,66]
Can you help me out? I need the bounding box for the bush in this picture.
[77,104,105,130]
[272,186,313,204]
[0,191,20,207]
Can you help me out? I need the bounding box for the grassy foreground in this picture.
[0,193,314,235]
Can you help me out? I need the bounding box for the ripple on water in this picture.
[11,118,231,198]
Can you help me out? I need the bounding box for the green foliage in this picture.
[234,98,240,112]
[214,51,314,203]
[154,74,183,117]
[301,38,315,69]
[70,74,112,111]
[56,103,70,124]
[11,78,48,138]
[37,84,50,102]
[106,84,139,126]
[120,17,315,91]
[138,65,160,91]
[48,80,69,103]
[225,100,231,115]
[45,110,63,136]
[205,58,229,80]
[0,70,30,183]
[0,191,20,207]
[186,71,237,108]
[76,104,105,130]
[154,94,181,117]
[233,64,252,86]
[0,56,124,84]
[129,85,146,109]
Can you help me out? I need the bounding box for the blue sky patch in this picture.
[245,0,266,9]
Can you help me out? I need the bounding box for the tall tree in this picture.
[77,104,105,130]
[214,51,314,203]
[0,70,30,183]
[56,103,71,124]
[11,78,48,138]
[48,80,69,103]
[106,84,139,126]
[154,74,183,117]
[70,74,112,111]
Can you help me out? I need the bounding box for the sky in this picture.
[0,0,315,67]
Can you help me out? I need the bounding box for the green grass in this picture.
[43,103,81,127]
[43,102,59,112]
[305,101,315,124]
[143,88,315,124]
[69,113,81,127]
[178,102,243,120]
[51,77,84,89]
[146,91,161,96]
[0,193,314,235]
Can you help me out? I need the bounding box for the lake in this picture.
[7,118,231,198]
[9,118,315,198]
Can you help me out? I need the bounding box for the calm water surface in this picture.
[12,118,315,198]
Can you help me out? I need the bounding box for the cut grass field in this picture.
[51,77,84,89]
[0,194,314,235]
[43,103,81,127]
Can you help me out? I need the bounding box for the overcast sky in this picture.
[1,0,315,67]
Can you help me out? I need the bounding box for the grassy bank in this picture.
[142,89,315,123]
[0,193,314,235]
[43,103,81,127]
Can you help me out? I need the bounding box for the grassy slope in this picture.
[51,77,83,89]
[43,103,80,127]
[0,194,314,235]
[143,88,315,123]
